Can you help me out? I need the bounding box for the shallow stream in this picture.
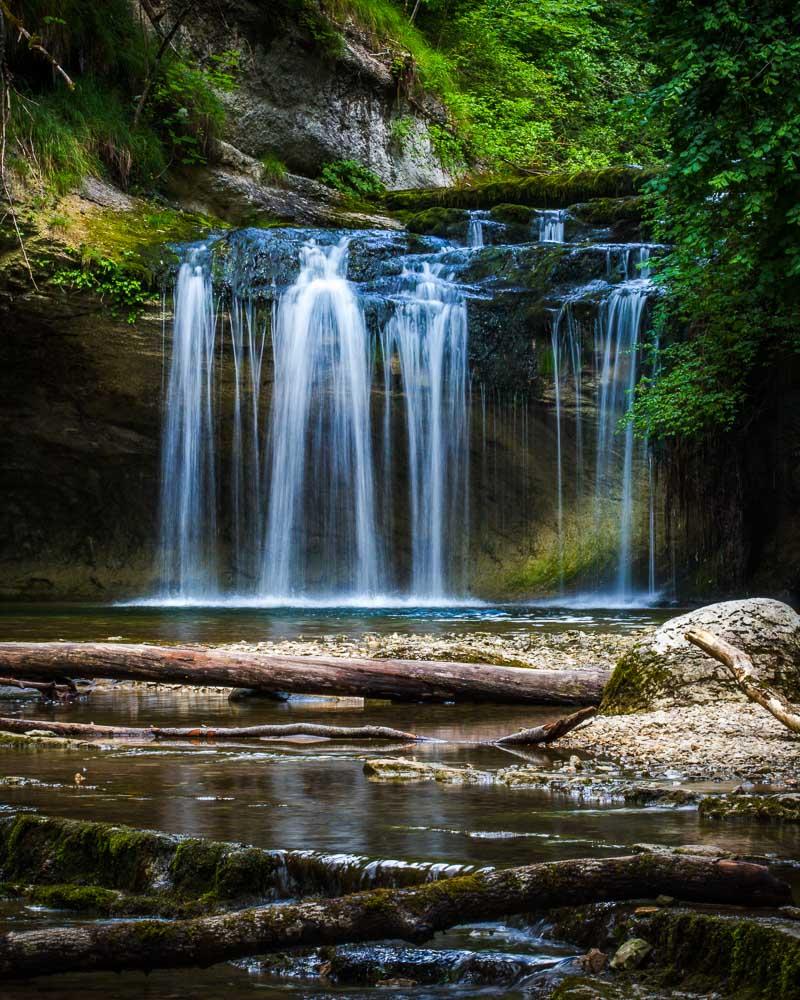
[1,606,797,998]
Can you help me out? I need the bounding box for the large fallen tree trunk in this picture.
[686,628,800,734]
[0,854,789,978]
[0,643,609,705]
[0,717,423,742]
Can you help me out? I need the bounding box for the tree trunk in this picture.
[0,716,422,742]
[0,854,789,978]
[685,628,800,734]
[0,643,609,705]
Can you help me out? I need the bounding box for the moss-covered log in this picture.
[0,717,422,742]
[385,167,654,212]
[0,814,485,907]
[0,642,609,705]
[0,853,789,978]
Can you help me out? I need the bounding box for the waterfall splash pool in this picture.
[0,601,677,644]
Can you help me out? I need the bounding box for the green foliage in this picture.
[320,158,386,199]
[9,79,166,193]
[630,0,800,440]
[52,251,153,323]
[150,51,240,167]
[321,1,662,173]
[260,154,288,184]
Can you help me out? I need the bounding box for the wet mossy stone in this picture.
[602,598,800,713]
[489,203,534,226]
[699,793,800,824]
[385,166,655,212]
[403,207,469,239]
[568,197,644,227]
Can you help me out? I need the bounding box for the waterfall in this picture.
[158,238,470,602]
[594,277,650,599]
[156,226,661,607]
[158,249,218,598]
[538,210,566,243]
[260,240,380,597]
[549,249,654,602]
[382,263,470,598]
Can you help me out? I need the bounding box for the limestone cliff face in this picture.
[171,0,453,190]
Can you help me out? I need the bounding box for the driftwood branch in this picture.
[0,853,789,978]
[0,2,74,88]
[0,716,423,742]
[0,642,609,705]
[686,628,800,734]
[0,677,78,702]
[494,706,596,746]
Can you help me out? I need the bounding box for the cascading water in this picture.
[156,218,662,607]
[381,263,469,598]
[158,248,218,599]
[467,211,486,248]
[158,236,469,602]
[260,240,380,598]
[549,247,656,602]
[538,210,566,243]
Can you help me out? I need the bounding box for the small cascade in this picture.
[466,211,486,247]
[537,210,566,243]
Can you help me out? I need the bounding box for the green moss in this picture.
[385,167,655,212]
[569,196,644,227]
[601,646,673,715]
[403,207,468,238]
[699,794,800,824]
[488,203,533,226]
[645,910,800,999]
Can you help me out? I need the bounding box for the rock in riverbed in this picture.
[602,598,800,713]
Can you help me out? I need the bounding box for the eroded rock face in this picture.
[173,0,453,189]
[603,598,800,713]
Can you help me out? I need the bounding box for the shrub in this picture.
[320,158,385,200]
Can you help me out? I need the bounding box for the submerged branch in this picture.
[0,717,423,742]
[494,706,596,745]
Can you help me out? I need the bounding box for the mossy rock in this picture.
[699,793,800,824]
[402,207,469,239]
[385,166,656,212]
[602,598,800,713]
[489,203,534,226]
[568,196,644,227]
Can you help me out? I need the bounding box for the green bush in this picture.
[150,51,240,167]
[320,159,385,200]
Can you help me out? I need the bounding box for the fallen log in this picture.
[494,706,596,745]
[0,717,423,742]
[0,642,609,705]
[686,628,800,734]
[0,677,78,702]
[0,854,789,978]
